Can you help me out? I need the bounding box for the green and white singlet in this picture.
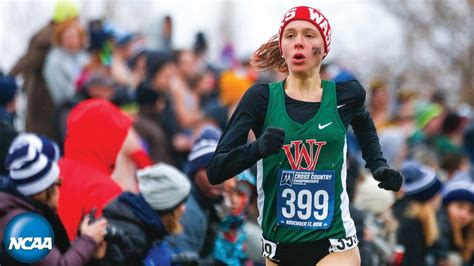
[257,80,356,243]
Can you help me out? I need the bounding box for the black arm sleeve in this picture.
[349,82,388,173]
[207,84,268,185]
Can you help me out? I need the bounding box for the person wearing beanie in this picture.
[408,100,445,150]
[0,138,108,265]
[8,0,80,143]
[58,99,151,241]
[166,125,226,260]
[396,160,443,266]
[207,5,403,265]
[99,163,191,266]
[213,170,256,266]
[0,75,19,127]
[43,17,88,108]
[9,133,61,162]
[433,177,474,265]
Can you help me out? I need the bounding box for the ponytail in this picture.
[251,34,288,73]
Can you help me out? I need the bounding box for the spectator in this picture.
[0,136,107,265]
[133,82,175,165]
[434,177,474,265]
[408,101,444,149]
[150,15,173,52]
[57,99,138,240]
[99,163,191,266]
[213,170,256,266]
[58,71,116,141]
[111,33,135,88]
[8,0,79,142]
[128,46,148,89]
[166,125,225,259]
[171,50,203,130]
[145,51,191,168]
[43,18,87,108]
[434,112,469,155]
[0,75,19,127]
[0,121,18,176]
[397,161,443,266]
[368,79,391,131]
[218,68,253,116]
[74,20,115,95]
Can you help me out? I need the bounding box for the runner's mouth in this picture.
[293,53,305,60]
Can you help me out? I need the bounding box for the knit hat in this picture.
[52,0,79,23]
[401,160,443,202]
[218,70,252,107]
[442,176,474,206]
[279,6,332,58]
[5,143,59,196]
[137,163,191,212]
[414,101,443,129]
[9,133,60,162]
[187,125,222,177]
[0,75,18,106]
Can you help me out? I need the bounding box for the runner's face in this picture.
[280,20,324,74]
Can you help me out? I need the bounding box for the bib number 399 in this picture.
[281,188,329,220]
[276,169,335,229]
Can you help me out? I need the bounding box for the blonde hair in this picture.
[251,34,288,73]
[406,202,439,246]
[160,206,184,235]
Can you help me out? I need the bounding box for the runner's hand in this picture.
[373,167,403,192]
[257,127,285,158]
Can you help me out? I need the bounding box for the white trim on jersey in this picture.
[257,159,264,227]
[340,138,356,237]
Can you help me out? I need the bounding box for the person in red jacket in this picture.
[58,99,151,240]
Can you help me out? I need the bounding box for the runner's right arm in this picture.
[207,84,269,185]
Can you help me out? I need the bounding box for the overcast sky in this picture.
[0,0,403,78]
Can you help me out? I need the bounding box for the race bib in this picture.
[276,169,335,229]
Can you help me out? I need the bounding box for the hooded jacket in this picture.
[58,99,131,240]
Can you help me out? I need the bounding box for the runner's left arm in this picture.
[349,83,388,173]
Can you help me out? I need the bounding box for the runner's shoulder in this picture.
[239,83,270,106]
[335,79,366,107]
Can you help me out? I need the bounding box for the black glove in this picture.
[373,167,403,192]
[256,127,285,158]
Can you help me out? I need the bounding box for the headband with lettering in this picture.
[279,6,332,58]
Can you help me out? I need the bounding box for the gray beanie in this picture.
[137,163,191,211]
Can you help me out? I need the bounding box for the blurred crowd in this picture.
[0,1,473,266]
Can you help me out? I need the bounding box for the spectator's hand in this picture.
[80,215,108,243]
[94,241,107,259]
[373,167,403,192]
[257,127,285,158]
